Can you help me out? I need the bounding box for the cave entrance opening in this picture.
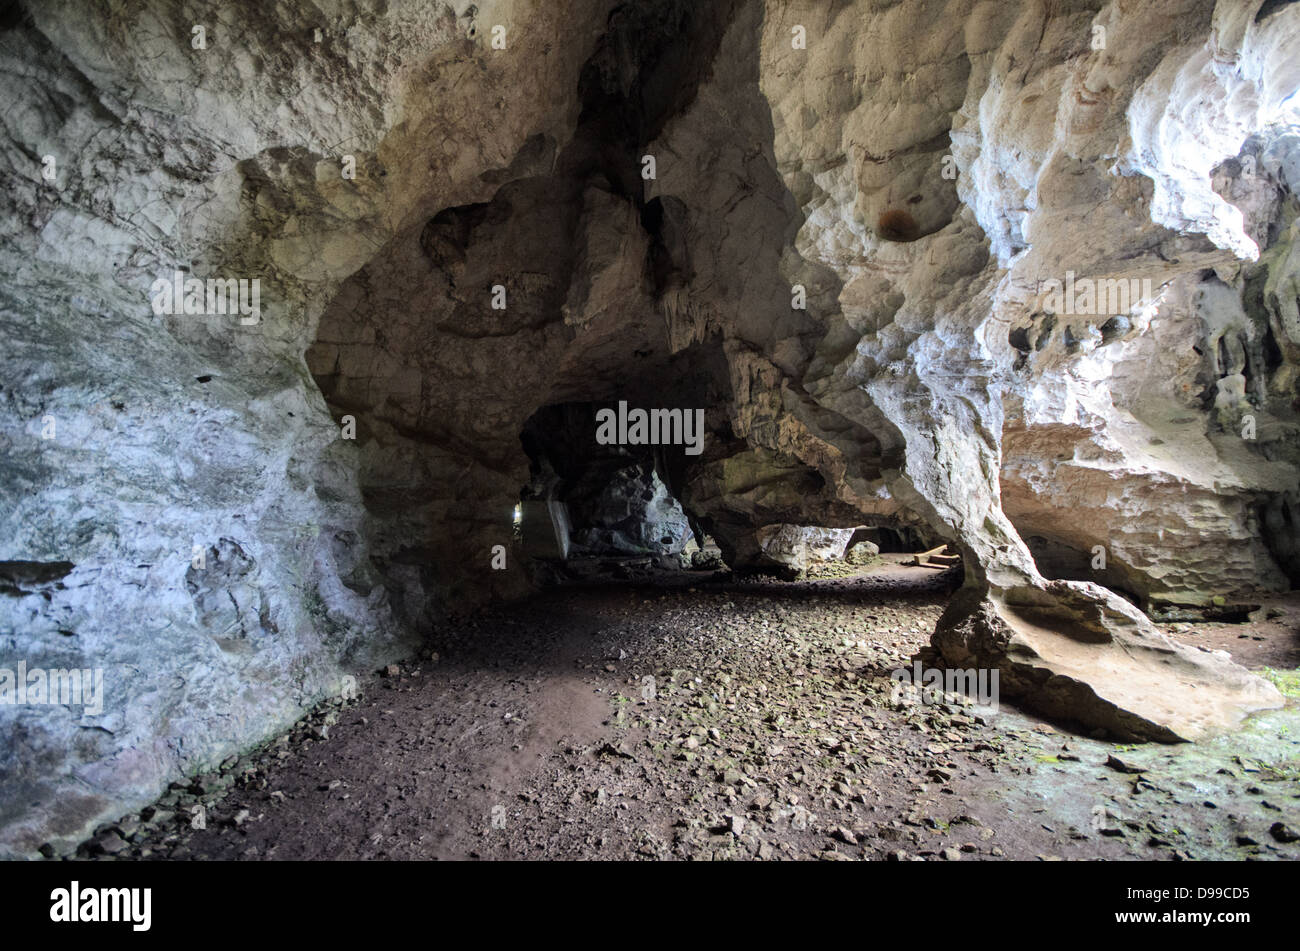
[517,402,724,585]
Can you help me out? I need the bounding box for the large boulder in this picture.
[753,524,856,573]
[846,540,881,566]
[934,581,1284,742]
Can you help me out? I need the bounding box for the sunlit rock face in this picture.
[1,0,1297,854]
[1000,271,1295,615]
[753,525,856,574]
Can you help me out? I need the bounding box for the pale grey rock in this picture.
[753,524,855,572]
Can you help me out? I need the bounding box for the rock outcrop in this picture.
[753,524,855,574]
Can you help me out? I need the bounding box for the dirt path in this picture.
[75,565,1300,861]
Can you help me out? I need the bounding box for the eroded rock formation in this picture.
[1,0,1298,856]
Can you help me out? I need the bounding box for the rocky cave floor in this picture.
[67,558,1300,862]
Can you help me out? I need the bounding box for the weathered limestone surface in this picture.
[1,0,1297,855]
[756,0,1296,738]
[0,0,616,858]
[934,580,1285,742]
[753,524,855,573]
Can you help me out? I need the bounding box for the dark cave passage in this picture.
[513,399,922,586]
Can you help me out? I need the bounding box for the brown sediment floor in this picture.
[72,563,1300,861]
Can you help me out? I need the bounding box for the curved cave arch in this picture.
[4,0,1300,862]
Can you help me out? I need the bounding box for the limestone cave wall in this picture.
[1,0,1298,856]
